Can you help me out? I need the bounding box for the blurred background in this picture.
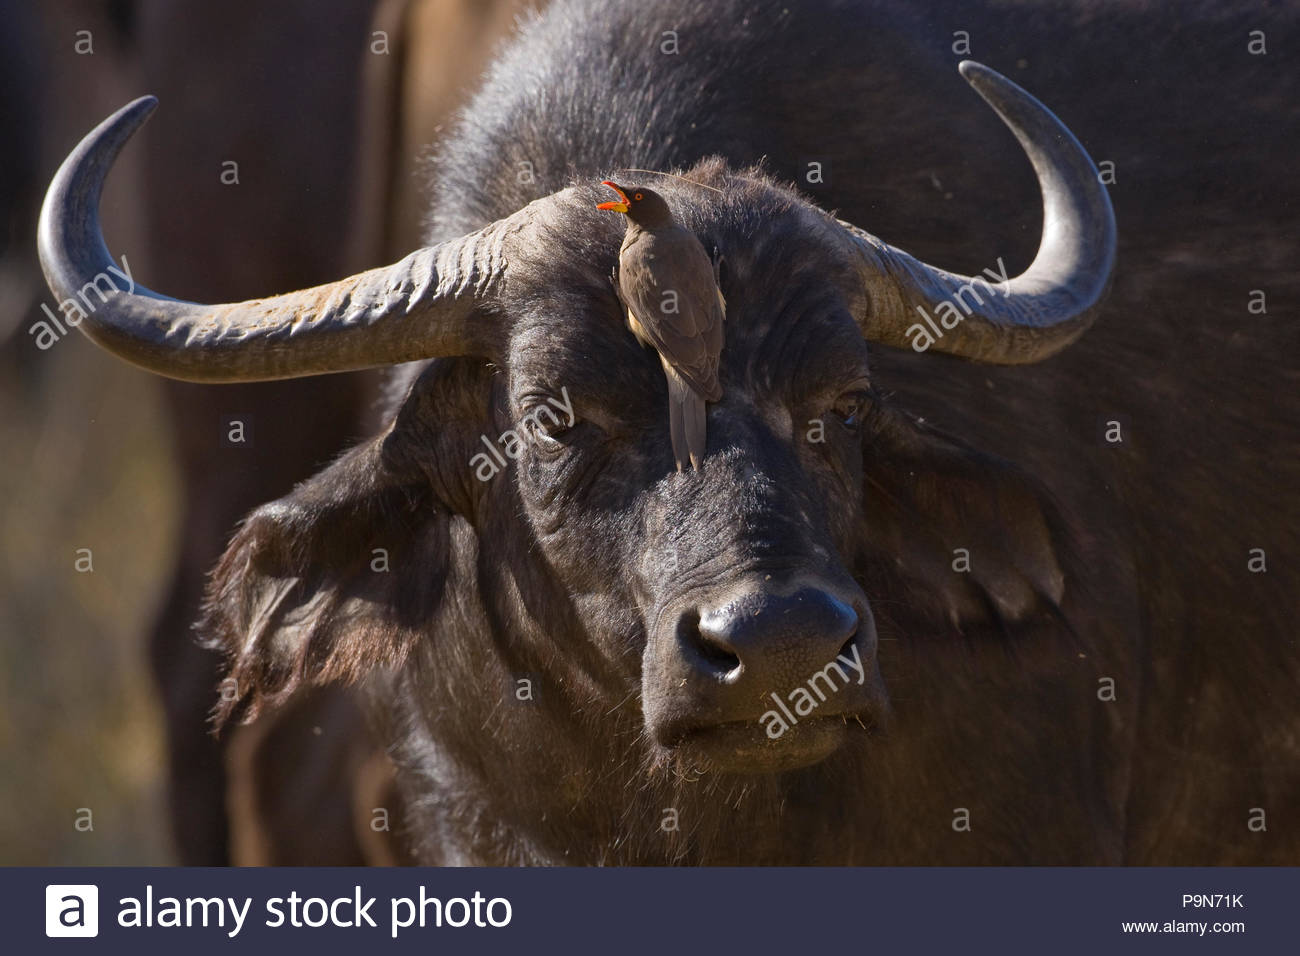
[0,0,532,865]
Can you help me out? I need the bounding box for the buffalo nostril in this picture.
[678,609,742,676]
[688,587,861,688]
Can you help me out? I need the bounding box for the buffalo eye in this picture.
[521,407,575,451]
[830,390,871,429]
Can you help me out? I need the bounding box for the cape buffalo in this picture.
[38,0,1299,864]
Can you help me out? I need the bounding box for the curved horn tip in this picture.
[82,95,160,160]
[93,95,161,139]
[38,94,160,243]
[957,60,1017,101]
[124,94,160,119]
[127,93,159,111]
[103,95,161,142]
[38,95,160,296]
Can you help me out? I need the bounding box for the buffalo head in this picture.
[38,62,1114,778]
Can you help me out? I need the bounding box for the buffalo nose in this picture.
[687,586,861,688]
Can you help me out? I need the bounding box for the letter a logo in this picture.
[46,885,98,937]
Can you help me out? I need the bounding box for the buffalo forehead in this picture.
[508,292,865,422]
[506,269,863,400]
[505,185,865,409]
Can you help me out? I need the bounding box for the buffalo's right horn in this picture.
[38,96,529,382]
[843,61,1117,365]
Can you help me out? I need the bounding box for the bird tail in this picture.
[663,360,706,471]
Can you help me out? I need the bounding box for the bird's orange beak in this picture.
[596,180,630,213]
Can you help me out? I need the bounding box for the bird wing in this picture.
[619,228,724,401]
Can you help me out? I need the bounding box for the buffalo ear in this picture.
[860,412,1069,631]
[200,430,450,726]
[201,359,499,726]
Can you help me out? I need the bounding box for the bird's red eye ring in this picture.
[634,192,643,201]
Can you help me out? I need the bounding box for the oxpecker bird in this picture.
[598,180,725,471]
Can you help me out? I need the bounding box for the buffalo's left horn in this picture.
[844,61,1116,364]
[38,96,526,381]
